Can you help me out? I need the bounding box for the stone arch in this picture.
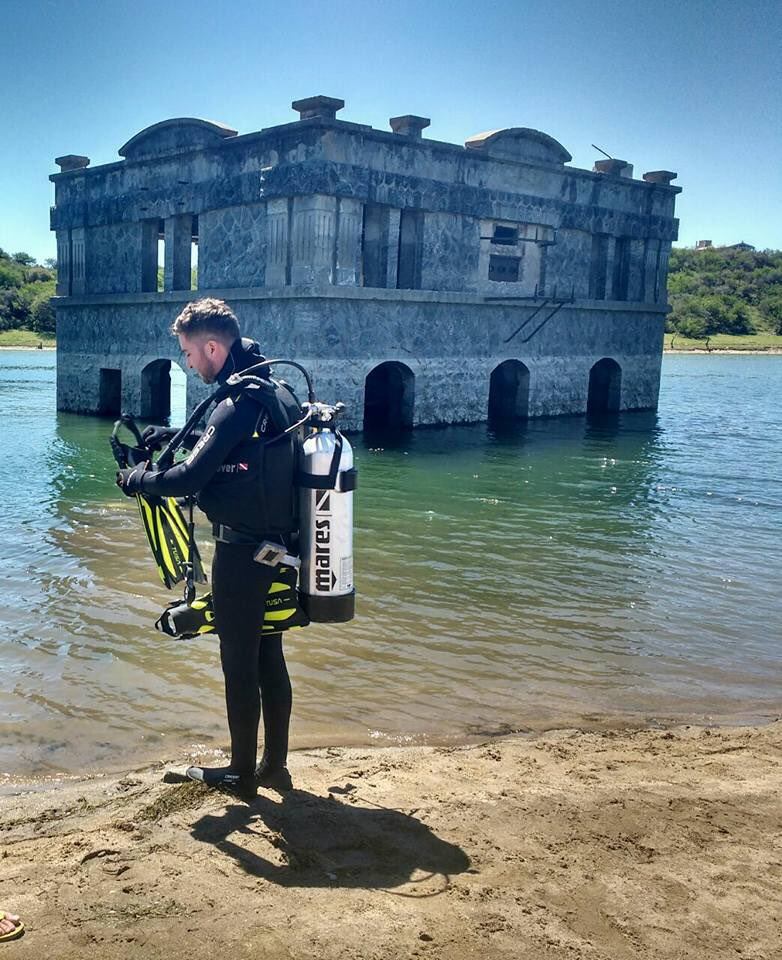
[587,358,622,415]
[488,360,530,422]
[140,358,186,421]
[363,361,415,431]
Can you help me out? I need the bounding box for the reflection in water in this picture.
[1,352,781,778]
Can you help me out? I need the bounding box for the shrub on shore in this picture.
[668,246,782,338]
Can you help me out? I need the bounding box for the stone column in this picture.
[386,209,401,289]
[265,198,289,286]
[291,195,337,285]
[657,241,672,304]
[603,236,617,301]
[164,215,193,291]
[56,230,71,296]
[627,239,646,301]
[71,227,86,296]
[141,220,160,292]
[335,198,363,286]
[643,239,660,304]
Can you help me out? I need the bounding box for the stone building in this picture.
[50,96,680,429]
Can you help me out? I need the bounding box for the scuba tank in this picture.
[297,402,357,623]
[155,359,357,625]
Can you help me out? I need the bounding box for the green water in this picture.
[1,351,781,778]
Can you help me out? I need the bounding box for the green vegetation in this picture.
[668,246,782,340]
[0,248,56,339]
[664,332,782,352]
[0,328,56,347]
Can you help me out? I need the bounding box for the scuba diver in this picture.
[116,298,302,794]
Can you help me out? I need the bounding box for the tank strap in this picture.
[296,432,343,490]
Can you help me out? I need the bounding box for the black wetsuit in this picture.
[135,339,296,776]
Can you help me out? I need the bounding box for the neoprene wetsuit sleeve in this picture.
[138,396,259,498]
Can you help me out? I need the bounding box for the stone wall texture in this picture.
[50,110,680,426]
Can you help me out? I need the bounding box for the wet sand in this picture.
[2,721,781,959]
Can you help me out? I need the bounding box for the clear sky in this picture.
[1,0,780,262]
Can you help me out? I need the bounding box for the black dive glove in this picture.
[116,463,148,497]
[141,424,177,451]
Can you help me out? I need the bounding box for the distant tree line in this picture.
[0,249,56,334]
[2,242,781,341]
[667,246,782,338]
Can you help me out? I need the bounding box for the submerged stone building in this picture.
[50,96,680,429]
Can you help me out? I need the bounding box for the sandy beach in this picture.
[1,721,780,959]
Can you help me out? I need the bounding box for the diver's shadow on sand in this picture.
[190,788,471,894]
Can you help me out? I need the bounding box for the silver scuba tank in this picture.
[298,401,357,623]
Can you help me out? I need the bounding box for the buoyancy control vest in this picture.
[157,345,356,623]
[194,376,302,537]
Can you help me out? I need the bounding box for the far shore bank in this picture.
[2,720,781,960]
[666,347,782,354]
[3,344,782,356]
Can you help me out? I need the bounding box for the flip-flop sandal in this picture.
[0,912,24,942]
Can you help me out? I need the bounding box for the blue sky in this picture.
[1,0,780,262]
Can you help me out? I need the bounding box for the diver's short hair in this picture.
[171,298,240,344]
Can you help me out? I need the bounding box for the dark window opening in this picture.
[589,234,609,299]
[492,225,519,245]
[587,358,622,415]
[98,368,121,416]
[363,361,415,431]
[612,237,630,301]
[489,255,521,283]
[488,360,530,422]
[362,204,388,288]
[397,209,424,290]
[140,359,172,420]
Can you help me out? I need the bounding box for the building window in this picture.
[141,219,160,293]
[612,237,630,301]
[489,255,521,283]
[492,225,519,245]
[98,368,122,415]
[362,204,389,288]
[397,209,424,290]
[589,234,609,299]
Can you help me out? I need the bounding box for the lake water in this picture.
[1,350,780,780]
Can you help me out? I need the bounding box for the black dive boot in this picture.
[185,765,256,796]
[254,753,293,791]
[256,696,293,791]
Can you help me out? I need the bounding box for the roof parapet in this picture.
[389,115,431,139]
[465,128,571,166]
[55,155,90,172]
[119,119,238,161]
[593,158,634,178]
[291,96,345,121]
[643,170,678,185]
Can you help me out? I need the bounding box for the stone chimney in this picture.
[389,115,431,139]
[593,158,632,177]
[55,155,90,172]
[643,170,678,185]
[291,96,345,121]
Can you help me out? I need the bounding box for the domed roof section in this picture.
[464,128,571,166]
[119,118,238,161]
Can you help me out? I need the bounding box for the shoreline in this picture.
[2,720,780,959]
[5,707,780,787]
[665,347,782,355]
[2,345,782,355]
